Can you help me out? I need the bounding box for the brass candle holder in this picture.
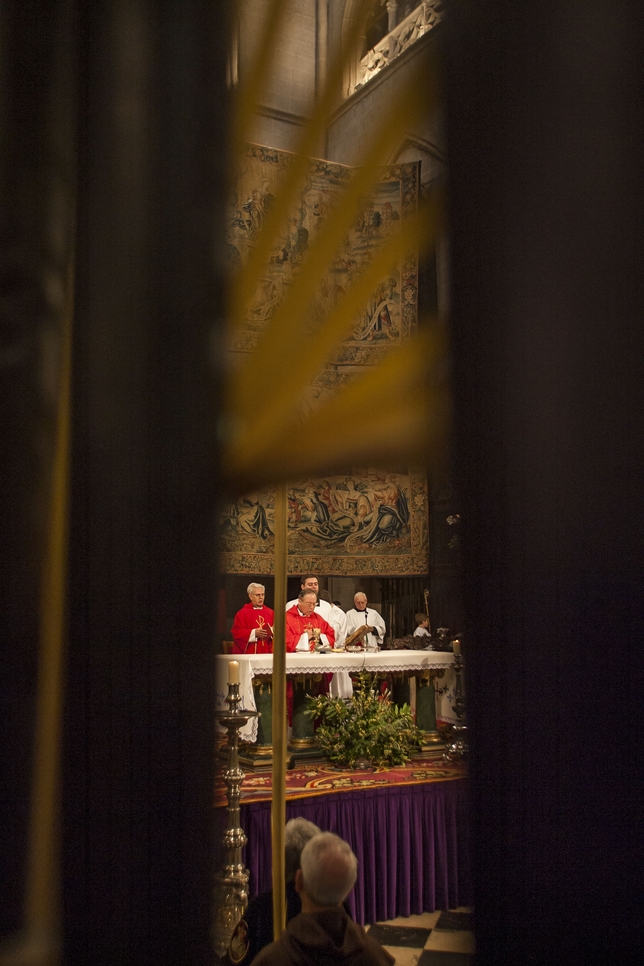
[212,672,259,959]
[443,647,468,760]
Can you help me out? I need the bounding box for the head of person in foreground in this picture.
[295,832,358,913]
[284,817,322,883]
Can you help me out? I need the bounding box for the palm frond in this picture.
[230,0,377,329]
[223,0,447,493]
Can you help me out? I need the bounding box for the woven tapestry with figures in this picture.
[222,144,427,576]
[220,468,427,576]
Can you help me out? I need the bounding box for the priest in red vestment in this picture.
[231,582,275,654]
[286,590,335,652]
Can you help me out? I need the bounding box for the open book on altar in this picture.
[343,625,370,649]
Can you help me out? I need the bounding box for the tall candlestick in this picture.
[444,637,467,761]
[213,667,258,957]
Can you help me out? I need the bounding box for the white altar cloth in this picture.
[216,651,455,742]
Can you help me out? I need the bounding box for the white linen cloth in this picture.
[215,651,456,742]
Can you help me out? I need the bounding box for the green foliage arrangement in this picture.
[306,671,422,769]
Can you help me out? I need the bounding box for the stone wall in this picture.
[237,2,444,171]
[325,30,444,171]
[239,0,318,151]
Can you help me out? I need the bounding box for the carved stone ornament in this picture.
[357,1,445,90]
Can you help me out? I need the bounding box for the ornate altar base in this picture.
[214,652,469,923]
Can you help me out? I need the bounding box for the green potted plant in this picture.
[306,671,422,769]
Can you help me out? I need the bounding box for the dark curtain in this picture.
[0,0,76,940]
[381,575,428,638]
[62,2,227,964]
[446,1,644,963]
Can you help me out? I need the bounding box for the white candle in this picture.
[228,660,240,685]
[452,638,461,656]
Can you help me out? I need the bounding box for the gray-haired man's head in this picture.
[284,817,321,882]
[298,832,358,906]
[247,582,265,606]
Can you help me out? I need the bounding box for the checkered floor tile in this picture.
[366,908,474,965]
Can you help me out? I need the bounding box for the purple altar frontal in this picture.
[241,778,471,925]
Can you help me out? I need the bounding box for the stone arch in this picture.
[341,0,368,97]
[387,134,446,193]
[388,134,449,319]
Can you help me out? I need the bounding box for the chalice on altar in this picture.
[309,627,321,651]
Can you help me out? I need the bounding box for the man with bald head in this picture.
[250,832,393,965]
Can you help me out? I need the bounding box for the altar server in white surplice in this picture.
[318,590,352,699]
[345,592,386,650]
[318,590,347,648]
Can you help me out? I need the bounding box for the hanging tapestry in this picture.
[222,144,427,576]
[220,467,428,576]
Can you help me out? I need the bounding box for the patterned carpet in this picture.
[214,753,466,807]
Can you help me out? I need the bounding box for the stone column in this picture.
[386,1,398,33]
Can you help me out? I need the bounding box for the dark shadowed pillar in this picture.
[0,0,76,944]
[446,1,644,963]
[64,3,228,964]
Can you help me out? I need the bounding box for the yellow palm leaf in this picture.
[223,0,447,493]
[227,197,443,472]
[227,326,448,491]
[230,0,397,329]
[229,94,440,409]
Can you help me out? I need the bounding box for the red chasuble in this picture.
[231,603,275,654]
[285,606,336,652]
